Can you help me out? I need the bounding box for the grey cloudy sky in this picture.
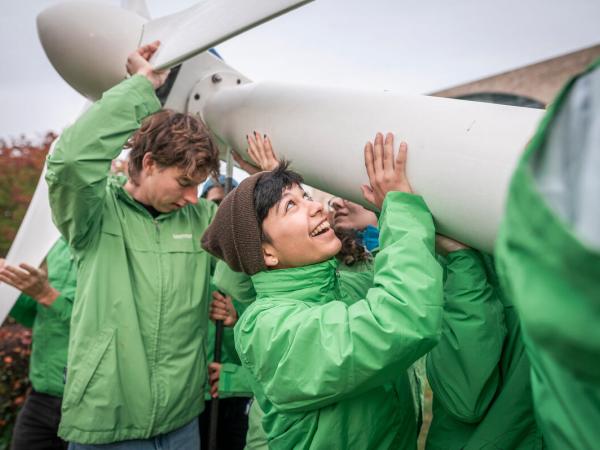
[1,0,599,139]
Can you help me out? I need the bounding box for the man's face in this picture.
[328,197,378,231]
[142,165,207,213]
[261,184,342,269]
[206,185,226,205]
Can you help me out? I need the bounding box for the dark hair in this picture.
[335,228,372,266]
[125,109,220,184]
[253,160,303,242]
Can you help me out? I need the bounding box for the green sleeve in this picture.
[9,294,38,328]
[337,260,374,305]
[218,363,254,397]
[46,293,73,323]
[426,249,506,423]
[236,192,443,412]
[45,75,161,250]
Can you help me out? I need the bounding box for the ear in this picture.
[262,242,279,268]
[141,152,156,175]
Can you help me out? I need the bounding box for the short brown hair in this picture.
[126,109,220,183]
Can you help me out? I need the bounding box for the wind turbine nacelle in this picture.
[37,2,146,100]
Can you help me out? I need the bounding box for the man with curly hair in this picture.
[45,42,220,449]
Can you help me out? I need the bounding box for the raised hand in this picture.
[126,40,170,90]
[233,131,279,174]
[435,234,470,256]
[361,132,412,209]
[0,261,59,306]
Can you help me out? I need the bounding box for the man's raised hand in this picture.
[126,41,170,90]
[361,132,413,209]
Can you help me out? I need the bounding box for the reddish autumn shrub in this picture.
[0,132,55,257]
[0,132,55,448]
[0,321,32,448]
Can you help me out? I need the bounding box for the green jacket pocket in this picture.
[66,328,115,407]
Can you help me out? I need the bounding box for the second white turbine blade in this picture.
[142,0,314,70]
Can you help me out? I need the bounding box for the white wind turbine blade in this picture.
[37,2,146,100]
[2,0,155,322]
[0,101,94,324]
[200,82,545,253]
[0,141,61,322]
[142,0,313,70]
[37,0,313,100]
[121,0,151,19]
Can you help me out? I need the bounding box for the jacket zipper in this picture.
[148,218,163,434]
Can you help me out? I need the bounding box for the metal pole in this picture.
[208,148,234,450]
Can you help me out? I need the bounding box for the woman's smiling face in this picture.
[261,184,342,269]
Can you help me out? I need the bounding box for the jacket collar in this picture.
[251,259,340,304]
[112,176,174,221]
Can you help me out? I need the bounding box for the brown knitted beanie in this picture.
[201,172,267,275]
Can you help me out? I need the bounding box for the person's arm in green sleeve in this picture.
[426,247,507,423]
[236,192,443,413]
[45,74,161,250]
[9,294,38,328]
[1,257,65,326]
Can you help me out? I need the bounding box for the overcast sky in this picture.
[1,0,599,140]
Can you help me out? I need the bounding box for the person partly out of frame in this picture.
[425,235,543,449]
[0,238,75,450]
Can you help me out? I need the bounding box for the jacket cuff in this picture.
[48,294,72,322]
[219,363,253,396]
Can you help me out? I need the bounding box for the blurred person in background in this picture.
[425,235,542,449]
[0,237,75,450]
[198,175,254,450]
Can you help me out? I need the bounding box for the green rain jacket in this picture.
[205,261,256,399]
[496,59,600,448]
[9,237,76,397]
[235,192,443,449]
[45,75,217,444]
[426,250,543,449]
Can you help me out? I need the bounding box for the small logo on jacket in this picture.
[172,234,192,240]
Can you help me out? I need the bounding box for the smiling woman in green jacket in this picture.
[201,133,444,449]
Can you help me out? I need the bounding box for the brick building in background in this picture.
[432,44,600,108]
